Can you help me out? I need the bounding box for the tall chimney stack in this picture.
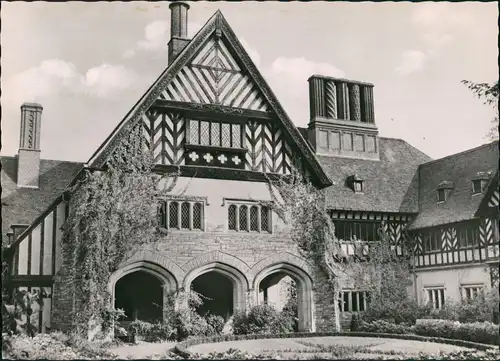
[168,1,190,65]
[17,102,43,188]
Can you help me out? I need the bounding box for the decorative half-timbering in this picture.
[488,189,499,208]
[87,10,331,187]
[11,199,67,277]
[330,211,412,256]
[411,218,500,268]
[160,34,270,112]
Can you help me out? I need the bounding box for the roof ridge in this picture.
[1,155,84,164]
[419,140,499,167]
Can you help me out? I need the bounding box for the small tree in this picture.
[462,80,499,141]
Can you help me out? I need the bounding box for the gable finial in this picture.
[215,10,223,38]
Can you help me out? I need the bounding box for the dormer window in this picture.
[437,189,446,202]
[354,180,363,193]
[348,174,364,193]
[436,181,454,203]
[472,180,483,194]
[472,172,491,195]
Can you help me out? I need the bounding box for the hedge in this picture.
[173,331,498,358]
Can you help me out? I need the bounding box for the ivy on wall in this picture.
[263,168,416,332]
[61,125,179,337]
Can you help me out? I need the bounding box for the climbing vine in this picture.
[263,168,346,331]
[263,168,415,331]
[61,125,179,337]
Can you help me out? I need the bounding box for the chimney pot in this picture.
[17,102,43,188]
[168,1,191,65]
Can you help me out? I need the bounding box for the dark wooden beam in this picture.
[153,164,284,183]
[150,99,276,122]
[8,275,54,286]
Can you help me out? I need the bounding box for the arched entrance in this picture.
[184,262,248,321]
[192,271,234,321]
[254,263,314,332]
[114,271,163,322]
[109,261,179,324]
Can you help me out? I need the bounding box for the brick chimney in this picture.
[168,1,190,65]
[17,102,43,188]
[307,75,380,160]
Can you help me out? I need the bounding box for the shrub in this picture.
[205,314,225,336]
[127,320,175,342]
[3,332,117,360]
[232,304,295,335]
[414,319,500,345]
[360,298,433,325]
[357,320,414,334]
[426,289,500,324]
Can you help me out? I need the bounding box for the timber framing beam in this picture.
[153,164,284,183]
[150,99,276,122]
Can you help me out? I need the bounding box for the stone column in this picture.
[325,81,337,119]
[360,86,375,123]
[336,82,350,120]
[349,84,361,121]
[309,77,326,119]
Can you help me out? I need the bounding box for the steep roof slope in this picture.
[86,10,331,187]
[408,141,499,230]
[318,137,432,213]
[1,156,83,242]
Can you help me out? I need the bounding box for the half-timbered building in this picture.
[2,2,498,334]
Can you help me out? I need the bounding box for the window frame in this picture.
[437,188,446,203]
[334,220,382,243]
[227,200,272,233]
[187,118,244,149]
[338,290,370,313]
[158,198,206,231]
[472,179,483,195]
[425,286,446,310]
[460,284,484,301]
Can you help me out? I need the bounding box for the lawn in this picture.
[186,336,484,360]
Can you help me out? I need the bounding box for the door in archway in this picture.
[115,271,163,323]
[191,271,234,321]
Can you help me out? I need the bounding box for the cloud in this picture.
[271,56,345,80]
[263,57,345,126]
[5,59,137,103]
[124,20,202,58]
[395,3,472,76]
[137,20,169,51]
[80,64,138,98]
[395,50,427,76]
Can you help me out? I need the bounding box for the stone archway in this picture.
[252,254,315,332]
[109,261,179,323]
[183,262,249,318]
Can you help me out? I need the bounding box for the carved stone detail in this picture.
[349,84,361,121]
[325,81,337,119]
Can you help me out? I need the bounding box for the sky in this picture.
[1,1,498,162]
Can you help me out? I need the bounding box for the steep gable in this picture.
[87,11,331,187]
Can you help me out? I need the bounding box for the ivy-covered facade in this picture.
[2,2,499,334]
